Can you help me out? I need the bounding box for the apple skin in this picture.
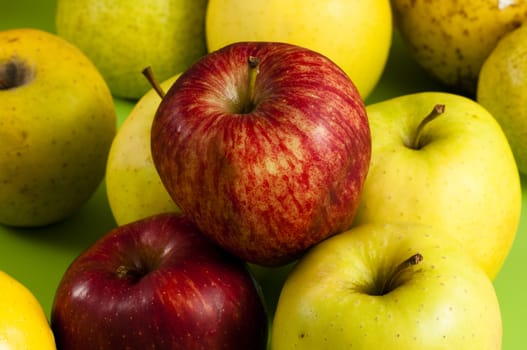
[106,74,181,225]
[0,270,56,349]
[55,0,207,99]
[0,28,116,227]
[272,223,502,349]
[391,0,527,95]
[50,213,268,350]
[353,92,522,279]
[151,42,371,266]
[477,21,527,175]
[205,0,392,99]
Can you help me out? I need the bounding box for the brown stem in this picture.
[396,253,423,272]
[142,66,166,99]
[115,265,129,279]
[382,253,423,294]
[412,104,445,149]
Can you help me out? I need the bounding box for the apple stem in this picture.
[241,56,260,113]
[142,66,166,99]
[412,104,445,149]
[396,253,423,273]
[115,264,148,282]
[382,253,423,294]
[115,265,129,279]
[247,56,259,98]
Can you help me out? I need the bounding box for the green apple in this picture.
[106,73,180,226]
[205,0,392,100]
[0,28,116,227]
[477,22,527,175]
[353,92,521,279]
[272,223,502,349]
[392,0,527,95]
[56,0,207,99]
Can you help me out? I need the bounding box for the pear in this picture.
[56,0,208,99]
[478,22,527,175]
[392,0,527,96]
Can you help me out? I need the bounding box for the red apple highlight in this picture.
[50,213,268,350]
[151,42,371,266]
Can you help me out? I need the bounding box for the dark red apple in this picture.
[50,213,268,350]
[151,42,371,266]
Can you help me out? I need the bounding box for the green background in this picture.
[1,1,526,349]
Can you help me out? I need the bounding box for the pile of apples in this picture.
[1,0,526,349]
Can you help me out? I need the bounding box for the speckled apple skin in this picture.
[106,75,181,226]
[392,0,527,95]
[477,22,527,175]
[206,0,393,100]
[0,28,116,227]
[56,0,208,99]
[354,92,522,279]
[272,224,502,349]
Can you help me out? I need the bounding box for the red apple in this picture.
[50,213,268,350]
[151,42,371,266]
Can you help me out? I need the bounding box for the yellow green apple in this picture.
[272,223,502,349]
[0,270,56,349]
[0,28,116,227]
[106,74,180,226]
[477,22,527,175]
[56,0,207,99]
[353,92,521,279]
[392,0,527,95]
[205,0,392,99]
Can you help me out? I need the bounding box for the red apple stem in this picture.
[142,66,166,99]
[412,104,445,149]
[243,56,260,112]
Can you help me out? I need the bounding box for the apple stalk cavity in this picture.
[115,261,155,282]
[0,58,33,90]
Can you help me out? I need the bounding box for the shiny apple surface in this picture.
[1,2,526,349]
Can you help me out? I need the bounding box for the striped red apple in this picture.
[150,42,371,266]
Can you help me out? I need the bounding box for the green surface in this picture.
[1,2,526,349]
